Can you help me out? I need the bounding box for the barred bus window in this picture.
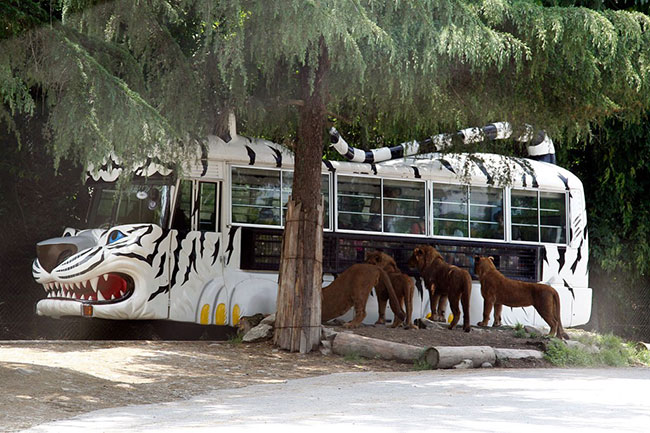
[511,189,539,242]
[433,184,468,237]
[383,180,426,235]
[337,176,381,231]
[231,167,281,226]
[282,172,331,229]
[470,186,504,240]
[540,192,566,244]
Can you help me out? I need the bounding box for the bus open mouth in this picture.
[42,273,134,303]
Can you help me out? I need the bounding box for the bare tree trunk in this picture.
[274,40,329,353]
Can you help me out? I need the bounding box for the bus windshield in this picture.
[87,180,172,228]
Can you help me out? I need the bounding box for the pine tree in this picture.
[3,1,650,351]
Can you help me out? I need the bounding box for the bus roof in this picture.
[89,133,582,192]
[202,134,581,192]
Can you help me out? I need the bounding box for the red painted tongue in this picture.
[98,274,127,300]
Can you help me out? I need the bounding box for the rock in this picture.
[453,359,473,369]
[481,362,494,368]
[242,323,274,342]
[321,326,338,341]
[524,325,545,335]
[237,313,266,335]
[414,318,447,330]
[564,340,600,354]
[260,313,275,326]
[320,340,332,355]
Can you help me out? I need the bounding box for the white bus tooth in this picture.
[97,290,105,301]
[67,291,74,299]
[90,277,99,292]
[80,294,86,301]
[111,294,116,300]
[103,274,109,281]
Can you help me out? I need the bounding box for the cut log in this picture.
[494,348,544,361]
[331,332,436,365]
[428,346,496,369]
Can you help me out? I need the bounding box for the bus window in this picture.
[199,182,218,232]
[433,184,468,237]
[337,176,381,231]
[88,182,171,227]
[470,186,504,240]
[540,192,566,243]
[383,180,426,235]
[231,167,281,226]
[511,189,539,241]
[282,172,331,229]
[172,180,192,231]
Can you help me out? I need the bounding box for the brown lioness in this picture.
[365,251,416,329]
[408,245,472,332]
[474,256,569,339]
[322,263,406,328]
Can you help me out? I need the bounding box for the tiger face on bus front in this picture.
[32,224,173,320]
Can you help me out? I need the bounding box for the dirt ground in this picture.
[0,324,550,432]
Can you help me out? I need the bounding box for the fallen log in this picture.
[425,346,496,369]
[331,332,436,365]
[494,348,544,361]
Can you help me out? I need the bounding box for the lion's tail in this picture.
[553,290,570,340]
[378,268,406,321]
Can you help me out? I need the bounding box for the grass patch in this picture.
[544,332,650,367]
[227,334,244,344]
[513,323,527,338]
[343,352,364,363]
[413,359,433,371]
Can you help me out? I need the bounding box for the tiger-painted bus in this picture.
[32,122,591,330]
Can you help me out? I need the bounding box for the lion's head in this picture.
[473,255,496,278]
[408,245,442,271]
[365,251,399,273]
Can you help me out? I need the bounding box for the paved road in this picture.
[22,368,650,433]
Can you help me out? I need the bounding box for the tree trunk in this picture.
[274,40,329,353]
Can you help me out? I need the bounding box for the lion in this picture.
[322,263,406,328]
[474,256,569,339]
[365,251,416,329]
[408,245,472,332]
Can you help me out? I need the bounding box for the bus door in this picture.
[169,179,226,324]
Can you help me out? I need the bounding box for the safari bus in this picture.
[32,122,591,331]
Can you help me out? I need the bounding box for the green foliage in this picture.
[544,332,650,366]
[4,1,650,172]
[513,323,528,338]
[228,333,244,344]
[413,358,433,370]
[343,351,364,363]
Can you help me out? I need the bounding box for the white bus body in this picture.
[32,133,591,330]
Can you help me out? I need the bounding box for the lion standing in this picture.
[365,251,416,329]
[321,263,406,328]
[474,256,569,339]
[408,245,472,332]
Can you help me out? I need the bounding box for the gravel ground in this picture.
[1,324,550,432]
